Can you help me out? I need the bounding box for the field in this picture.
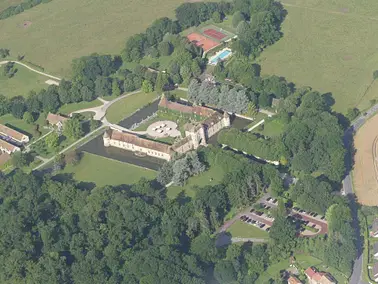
[0,0,201,77]
[0,0,23,12]
[0,64,48,98]
[167,161,224,199]
[258,0,378,113]
[106,91,159,124]
[226,220,269,239]
[58,99,102,115]
[353,113,378,205]
[62,152,157,187]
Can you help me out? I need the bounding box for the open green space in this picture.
[258,0,378,113]
[244,113,267,130]
[253,118,285,137]
[58,99,102,115]
[0,0,203,77]
[226,220,269,239]
[62,152,156,187]
[106,91,159,124]
[0,64,47,98]
[167,160,224,199]
[0,113,49,138]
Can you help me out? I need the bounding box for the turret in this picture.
[103,130,111,147]
[223,112,231,127]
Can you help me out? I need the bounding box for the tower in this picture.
[103,131,111,147]
[223,111,231,127]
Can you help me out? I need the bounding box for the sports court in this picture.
[187,33,220,52]
[203,28,227,40]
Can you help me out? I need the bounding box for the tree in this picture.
[232,11,245,28]
[58,79,72,104]
[0,94,9,116]
[373,70,378,80]
[3,62,17,78]
[141,80,154,93]
[95,76,112,97]
[157,161,173,185]
[269,214,297,261]
[23,111,35,124]
[64,118,84,139]
[81,85,95,101]
[214,261,237,283]
[10,96,26,119]
[346,107,360,121]
[0,48,10,58]
[112,79,121,97]
[45,132,60,149]
[212,11,222,23]
[158,41,173,56]
[65,150,81,166]
[89,119,101,131]
[11,152,30,168]
[155,72,169,93]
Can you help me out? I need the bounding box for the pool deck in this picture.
[209,48,232,65]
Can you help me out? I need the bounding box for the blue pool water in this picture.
[209,49,232,65]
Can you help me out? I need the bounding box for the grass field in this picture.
[0,0,23,12]
[0,64,47,98]
[253,118,285,137]
[258,0,378,113]
[0,0,200,77]
[226,220,269,239]
[62,152,157,187]
[58,99,102,115]
[106,91,159,124]
[167,161,224,199]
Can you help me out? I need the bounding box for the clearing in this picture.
[226,220,269,239]
[106,91,158,124]
[258,0,378,113]
[0,63,47,97]
[0,0,202,77]
[58,99,102,115]
[62,152,156,187]
[353,113,378,205]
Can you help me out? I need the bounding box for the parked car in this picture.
[255,211,263,216]
[266,197,272,201]
[250,209,255,213]
[272,199,278,204]
[266,227,270,232]
[312,224,316,228]
[313,213,318,217]
[260,224,265,228]
[293,207,299,211]
[320,216,325,220]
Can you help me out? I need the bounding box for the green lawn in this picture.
[0,0,23,12]
[244,113,267,130]
[62,152,156,187]
[106,91,159,124]
[0,0,205,77]
[226,220,269,239]
[0,64,47,98]
[167,161,224,199]
[253,118,285,137]
[0,113,49,139]
[58,99,102,115]
[258,0,378,113]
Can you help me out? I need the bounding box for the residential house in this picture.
[370,219,378,237]
[304,267,336,284]
[0,139,21,154]
[373,262,378,282]
[288,275,303,284]
[0,124,29,144]
[47,113,69,130]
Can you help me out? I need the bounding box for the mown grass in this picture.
[0,0,203,77]
[0,64,47,98]
[106,91,159,124]
[0,113,49,138]
[58,99,102,115]
[62,152,157,187]
[226,220,269,239]
[258,0,378,113]
[0,0,23,12]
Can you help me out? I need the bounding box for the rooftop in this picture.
[288,276,302,284]
[0,139,20,152]
[47,113,69,125]
[108,130,172,154]
[0,124,28,142]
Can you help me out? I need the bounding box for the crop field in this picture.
[353,113,378,205]
[258,0,378,113]
[0,0,195,77]
[0,64,47,97]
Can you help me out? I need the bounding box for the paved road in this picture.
[343,104,378,284]
[0,60,61,81]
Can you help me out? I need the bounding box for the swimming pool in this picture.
[209,49,232,65]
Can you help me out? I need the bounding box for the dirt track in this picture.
[353,113,378,205]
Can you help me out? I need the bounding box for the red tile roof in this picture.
[288,276,302,284]
[159,95,216,117]
[47,113,68,125]
[0,139,20,153]
[305,267,317,279]
[0,124,28,142]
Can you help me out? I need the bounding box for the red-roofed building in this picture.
[305,267,336,284]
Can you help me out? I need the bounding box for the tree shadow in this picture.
[215,231,232,247]
[322,92,335,109]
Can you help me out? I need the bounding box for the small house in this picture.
[0,124,29,144]
[288,275,303,284]
[0,139,21,154]
[304,267,336,284]
[46,113,69,130]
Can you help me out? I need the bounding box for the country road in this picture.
[343,104,378,284]
[0,60,61,81]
